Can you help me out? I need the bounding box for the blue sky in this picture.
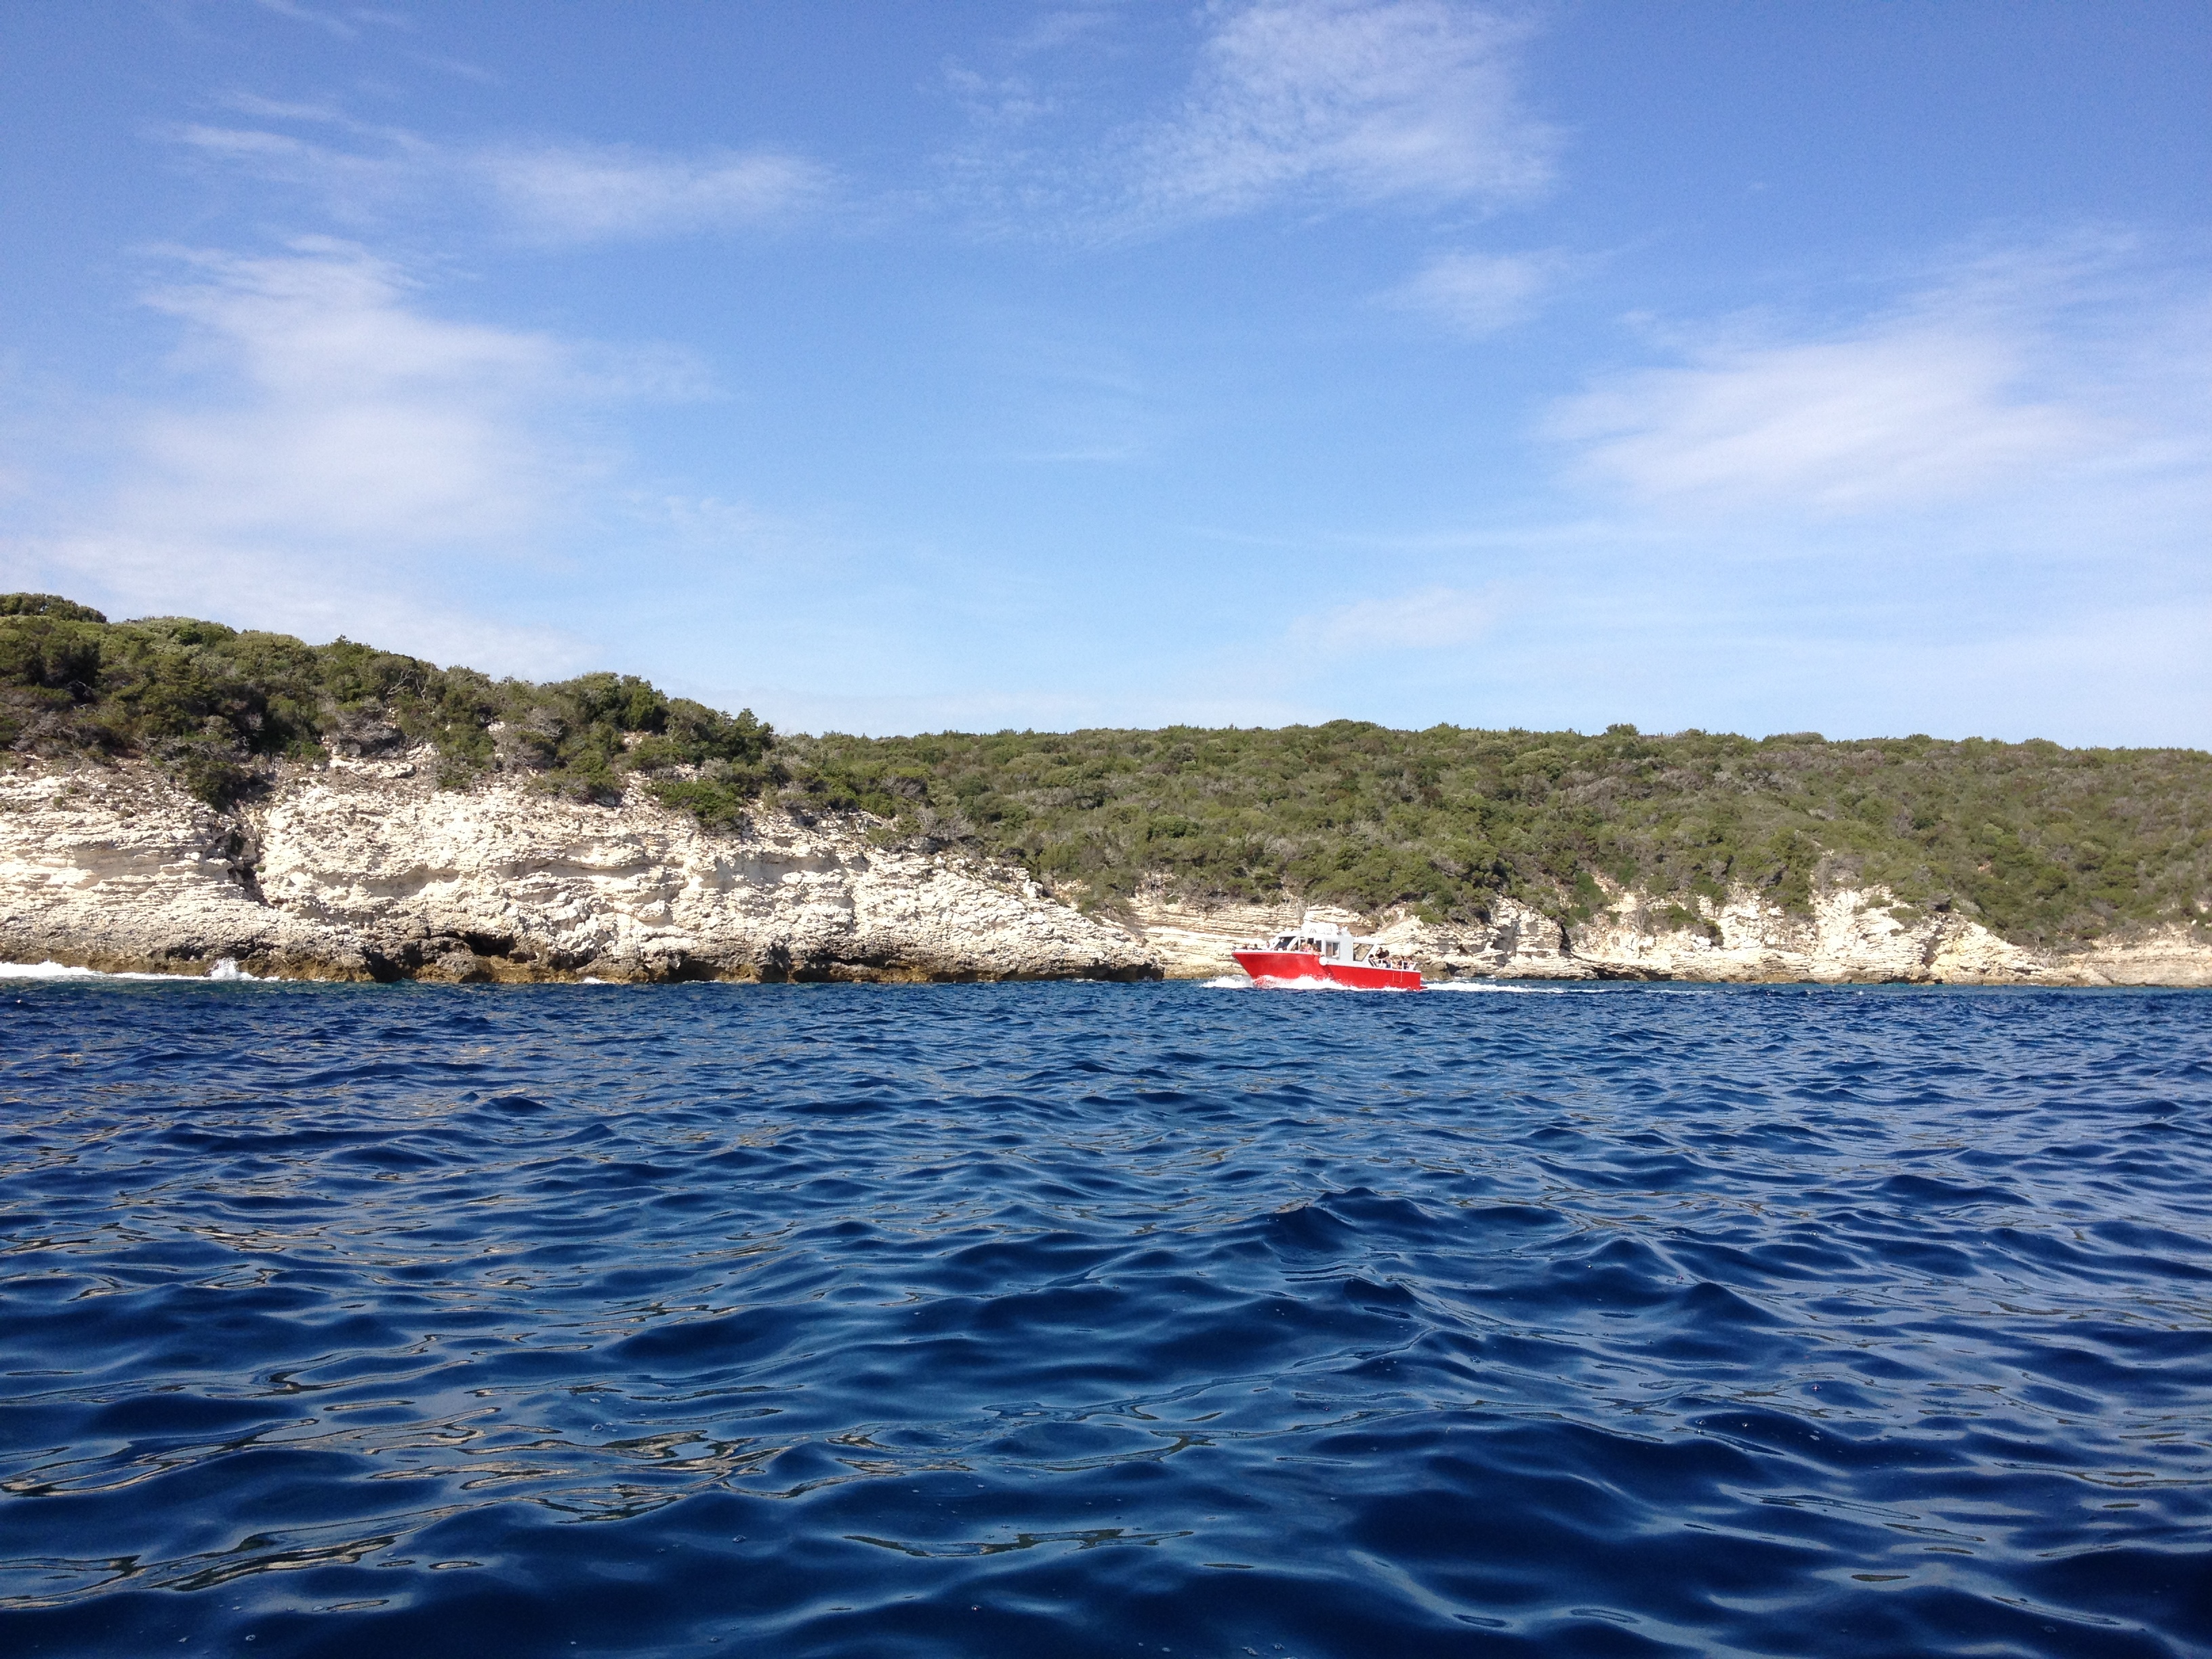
[1,1,2206,743]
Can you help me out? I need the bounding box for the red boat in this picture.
[1231,923,1423,991]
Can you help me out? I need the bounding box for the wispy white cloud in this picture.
[1010,8,1120,58]
[1390,248,1561,335]
[1547,247,2206,517]
[174,112,831,245]
[477,143,830,243]
[175,120,431,224]
[939,9,1122,134]
[1128,0,1553,224]
[1551,326,2095,512]
[405,51,501,85]
[943,63,1059,134]
[4,241,705,673]
[129,240,571,546]
[250,0,360,40]
[943,0,1553,237]
[248,0,415,40]
[1294,583,1497,652]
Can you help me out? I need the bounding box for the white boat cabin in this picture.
[1246,921,1406,964]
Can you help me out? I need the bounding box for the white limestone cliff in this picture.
[0,758,1152,983]
[4,757,2206,985]
[1124,885,1585,980]
[1123,879,2212,986]
[1535,880,2211,985]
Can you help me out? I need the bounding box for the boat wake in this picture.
[1204,974,1568,994]
[1208,976,1420,992]
[1428,979,1572,994]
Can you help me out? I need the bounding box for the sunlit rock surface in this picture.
[3,758,2205,985]
[0,759,1153,983]
[1123,878,2211,985]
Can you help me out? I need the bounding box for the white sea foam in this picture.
[1,958,261,983]
[1429,980,1571,994]
[2,960,182,982]
[1200,972,1567,994]
[1202,975,1422,993]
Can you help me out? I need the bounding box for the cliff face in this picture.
[1551,885,2211,987]
[1123,888,1589,981]
[4,758,2206,985]
[0,758,1153,983]
[1125,883,2212,987]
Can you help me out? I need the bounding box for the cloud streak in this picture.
[1390,248,1562,335]
[943,0,1553,238]
[478,143,834,243]
[1294,584,1497,652]
[1551,327,2097,512]
[1132,0,1552,222]
[131,241,567,544]
[6,242,705,672]
[176,113,832,245]
[1547,249,2204,518]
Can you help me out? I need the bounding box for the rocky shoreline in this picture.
[0,758,1151,983]
[3,758,2207,986]
[1129,887,2212,987]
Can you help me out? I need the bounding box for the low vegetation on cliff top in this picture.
[0,594,771,816]
[781,726,2211,950]
[5,594,2207,949]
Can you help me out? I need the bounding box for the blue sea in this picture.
[2,979,2208,1658]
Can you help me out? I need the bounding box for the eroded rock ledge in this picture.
[1126,882,2212,987]
[5,758,2207,986]
[0,758,1153,983]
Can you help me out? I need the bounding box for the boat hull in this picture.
[1231,950,1422,991]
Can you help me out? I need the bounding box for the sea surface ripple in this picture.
[1,981,2208,1658]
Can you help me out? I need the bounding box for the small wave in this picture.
[1429,979,1571,994]
[4,977,2205,1658]
[1,958,260,983]
[1205,972,1563,995]
[1205,975,1435,994]
[2,960,180,982]
[1223,977,1391,992]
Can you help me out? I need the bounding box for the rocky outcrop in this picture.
[1124,886,1585,979]
[0,758,1153,983]
[1123,878,2212,986]
[0,762,354,979]
[5,758,2206,985]
[1542,883,2212,986]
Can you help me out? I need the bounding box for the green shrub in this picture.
[7,594,2205,949]
[0,596,776,820]
[0,594,107,623]
[785,720,2211,948]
